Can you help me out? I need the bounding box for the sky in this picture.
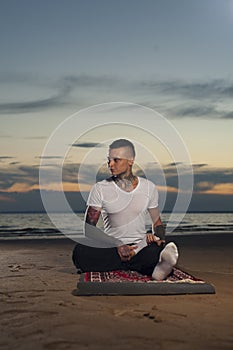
[0,0,233,212]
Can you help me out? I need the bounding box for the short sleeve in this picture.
[87,183,102,208]
[147,182,159,209]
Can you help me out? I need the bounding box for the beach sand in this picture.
[0,234,232,350]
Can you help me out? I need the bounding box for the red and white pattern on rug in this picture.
[84,268,204,284]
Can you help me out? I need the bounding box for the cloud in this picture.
[24,136,47,140]
[1,161,232,194]
[192,163,208,168]
[169,104,233,119]
[0,161,233,212]
[0,156,15,162]
[223,111,233,119]
[36,156,64,159]
[166,162,183,167]
[62,163,101,185]
[0,87,70,114]
[9,162,20,165]
[0,164,39,191]
[62,76,233,103]
[195,181,214,192]
[134,78,233,119]
[62,74,119,88]
[0,73,73,114]
[172,105,220,118]
[0,73,121,115]
[0,134,13,138]
[137,163,233,195]
[95,103,143,114]
[139,79,233,100]
[193,167,233,193]
[93,77,233,120]
[71,142,103,148]
[0,72,39,84]
[1,73,232,119]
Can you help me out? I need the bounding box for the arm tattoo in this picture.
[85,206,101,226]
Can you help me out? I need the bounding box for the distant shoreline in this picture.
[1,231,233,244]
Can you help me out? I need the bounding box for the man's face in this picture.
[107,147,134,177]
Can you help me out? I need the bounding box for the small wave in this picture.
[0,227,62,238]
[1,213,233,239]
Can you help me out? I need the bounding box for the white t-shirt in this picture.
[87,177,159,244]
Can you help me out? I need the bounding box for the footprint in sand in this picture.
[0,309,59,328]
[8,264,21,272]
[112,308,162,323]
[0,309,59,316]
[8,263,36,271]
[44,340,80,349]
[143,312,162,322]
[37,265,54,270]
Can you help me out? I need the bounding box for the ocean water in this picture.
[0,212,232,240]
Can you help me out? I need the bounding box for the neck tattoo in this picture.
[113,174,138,192]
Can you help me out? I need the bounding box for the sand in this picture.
[0,234,232,350]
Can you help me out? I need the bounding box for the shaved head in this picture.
[109,139,135,159]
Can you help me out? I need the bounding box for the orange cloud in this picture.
[203,183,233,195]
[3,181,92,193]
[157,185,178,193]
[3,181,233,196]
[2,183,39,193]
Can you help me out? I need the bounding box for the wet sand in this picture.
[0,234,232,350]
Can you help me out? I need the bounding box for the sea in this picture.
[0,212,232,240]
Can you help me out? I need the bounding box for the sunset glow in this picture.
[0,1,232,212]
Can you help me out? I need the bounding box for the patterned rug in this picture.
[74,268,215,296]
[84,268,203,283]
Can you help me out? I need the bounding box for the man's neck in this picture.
[113,173,138,192]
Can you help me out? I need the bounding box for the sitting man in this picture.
[72,139,178,280]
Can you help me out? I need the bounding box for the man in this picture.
[72,139,178,280]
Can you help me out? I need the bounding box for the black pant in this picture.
[72,242,163,276]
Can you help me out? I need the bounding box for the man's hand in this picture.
[146,234,165,247]
[117,245,137,261]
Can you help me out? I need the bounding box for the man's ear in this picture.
[128,159,134,166]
